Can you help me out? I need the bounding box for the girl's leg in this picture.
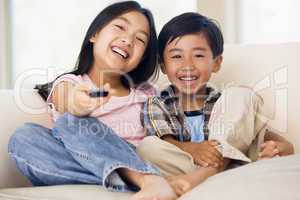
[8,123,101,186]
[51,113,161,192]
[9,114,177,199]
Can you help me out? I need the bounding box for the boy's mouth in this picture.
[111,46,129,60]
[178,76,198,81]
[177,75,199,88]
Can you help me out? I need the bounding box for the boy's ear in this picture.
[212,55,223,73]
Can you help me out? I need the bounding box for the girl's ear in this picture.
[89,37,95,43]
[89,33,98,43]
[160,63,166,74]
[212,55,223,73]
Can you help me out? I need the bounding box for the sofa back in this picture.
[1,43,300,189]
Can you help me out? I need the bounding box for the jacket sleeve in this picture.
[208,86,267,162]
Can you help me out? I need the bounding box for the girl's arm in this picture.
[52,82,107,116]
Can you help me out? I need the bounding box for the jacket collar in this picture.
[160,84,221,105]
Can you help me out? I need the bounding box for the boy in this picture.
[137,12,294,196]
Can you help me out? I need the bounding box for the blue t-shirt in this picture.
[184,110,205,143]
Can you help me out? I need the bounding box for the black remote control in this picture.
[89,90,109,97]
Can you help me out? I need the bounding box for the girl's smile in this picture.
[90,11,150,73]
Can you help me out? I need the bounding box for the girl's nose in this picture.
[121,37,133,47]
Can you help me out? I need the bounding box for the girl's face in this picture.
[90,11,150,74]
[162,33,222,95]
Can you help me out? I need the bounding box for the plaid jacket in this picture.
[141,85,221,142]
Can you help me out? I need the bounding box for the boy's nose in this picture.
[182,60,195,70]
[181,66,195,71]
[182,57,195,69]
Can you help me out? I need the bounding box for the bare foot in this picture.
[166,172,205,197]
[166,176,191,197]
[166,176,190,197]
[130,175,177,200]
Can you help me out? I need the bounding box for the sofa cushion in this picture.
[0,185,131,200]
[1,155,300,200]
[180,154,300,200]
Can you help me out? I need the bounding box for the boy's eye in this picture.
[171,55,182,59]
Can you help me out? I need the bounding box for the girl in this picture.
[8,1,176,200]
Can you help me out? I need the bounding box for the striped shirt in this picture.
[141,85,221,141]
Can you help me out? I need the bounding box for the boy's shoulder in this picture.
[148,85,221,110]
[148,85,177,104]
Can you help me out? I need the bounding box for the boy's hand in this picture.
[69,83,113,116]
[258,140,280,160]
[182,140,224,168]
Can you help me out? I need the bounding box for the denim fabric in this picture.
[8,113,159,192]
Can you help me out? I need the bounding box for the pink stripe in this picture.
[122,135,145,140]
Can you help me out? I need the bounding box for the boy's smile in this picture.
[162,33,222,96]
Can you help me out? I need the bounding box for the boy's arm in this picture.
[163,135,224,168]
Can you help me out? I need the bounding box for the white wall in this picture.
[0,0,11,89]
[10,0,197,89]
[197,0,239,44]
[198,0,300,44]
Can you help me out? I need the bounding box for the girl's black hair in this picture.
[158,12,223,63]
[35,1,158,101]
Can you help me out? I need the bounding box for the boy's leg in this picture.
[137,136,198,177]
[137,136,229,196]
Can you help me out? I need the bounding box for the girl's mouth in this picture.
[111,46,129,59]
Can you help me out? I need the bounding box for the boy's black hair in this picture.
[158,12,223,63]
[35,1,158,101]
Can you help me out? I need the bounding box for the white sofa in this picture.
[0,43,300,200]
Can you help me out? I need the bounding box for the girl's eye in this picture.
[171,55,182,59]
[115,25,125,30]
[136,37,146,44]
[195,54,204,58]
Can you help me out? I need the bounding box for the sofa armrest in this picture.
[0,89,51,188]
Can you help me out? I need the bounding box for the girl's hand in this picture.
[182,140,224,168]
[69,83,113,116]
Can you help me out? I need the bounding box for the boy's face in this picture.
[162,33,222,95]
